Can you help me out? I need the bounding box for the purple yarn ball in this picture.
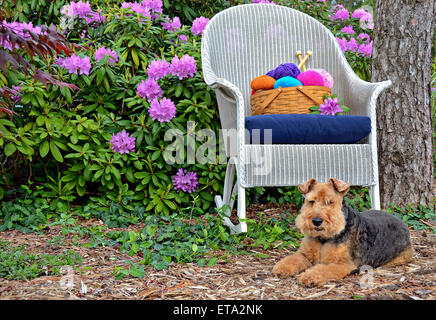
[266,63,301,80]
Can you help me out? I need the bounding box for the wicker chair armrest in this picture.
[344,70,392,119]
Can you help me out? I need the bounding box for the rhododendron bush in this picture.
[0,0,375,213]
[0,0,224,212]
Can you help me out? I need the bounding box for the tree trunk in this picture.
[372,0,435,208]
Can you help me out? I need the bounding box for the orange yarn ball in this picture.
[250,75,276,91]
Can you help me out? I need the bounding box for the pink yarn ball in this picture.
[296,70,325,86]
[310,68,334,88]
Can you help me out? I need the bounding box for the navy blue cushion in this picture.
[245,114,371,144]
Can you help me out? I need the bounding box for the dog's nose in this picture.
[312,217,323,227]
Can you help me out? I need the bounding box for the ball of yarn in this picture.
[266,63,301,80]
[310,68,334,88]
[273,76,302,89]
[251,75,276,91]
[296,70,325,86]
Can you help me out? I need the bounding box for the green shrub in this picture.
[1,2,228,213]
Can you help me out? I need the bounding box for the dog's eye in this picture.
[308,200,315,205]
[326,200,333,205]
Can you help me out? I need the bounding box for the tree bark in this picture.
[372,0,435,208]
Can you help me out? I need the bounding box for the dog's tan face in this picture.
[295,178,350,239]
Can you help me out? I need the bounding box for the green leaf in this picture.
[129,231,137,242]
[208,257,218,267]
[96,67,105,85]
[131,48,139,67]
[125,168,135,183]
[129,266,145,278]
[341,105,350,112]
[61,86,72,104]
[39,140,49,158]
[78,175,85,187]
[200,191,213,201]
[175,84,183,98]
[36,115,45,126]
[94,169,104,179]
[49,141,63,162]
[191,243,198,252]
[103,77,110,93]
[134,172,149,179]
[4,143,16,157]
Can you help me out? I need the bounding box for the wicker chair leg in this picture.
[369,183,381,210]
[235,182,247,234]
[214,161,247,234]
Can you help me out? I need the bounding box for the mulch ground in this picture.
[0,203,434,300]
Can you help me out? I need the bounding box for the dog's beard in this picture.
[296,213,345,239]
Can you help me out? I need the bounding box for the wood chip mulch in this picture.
[0,203,434,300]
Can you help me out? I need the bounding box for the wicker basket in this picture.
[250,85,331,115]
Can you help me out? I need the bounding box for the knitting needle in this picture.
[296,51,306,71]
[298,50,312,71]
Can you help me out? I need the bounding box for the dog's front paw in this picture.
[272,256,305,277]
[298,269,328,287]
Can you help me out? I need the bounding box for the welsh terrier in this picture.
[273,178,414,287]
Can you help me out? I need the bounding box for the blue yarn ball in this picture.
[273,76,303,89]
[266,63,301,80]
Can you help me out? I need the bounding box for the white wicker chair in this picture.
[201,4,391,234]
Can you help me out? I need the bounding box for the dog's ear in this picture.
[329,178,350,195]
[298,178,317,194]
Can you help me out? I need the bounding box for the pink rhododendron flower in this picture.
[110,130,136,154]
[336,37,358,53]
[142,0,163,13]
[329,8,349,21]
[62,1,104,25]
[178,35,188,43]
[358,33,371,43]
[172,168,199,193]
[318,97,343,115]
[170,54,197,80]
[334,8,350,20]
[121,1,151,19]
[56,54,91,76]
[352,8,371,19]
[352,8,374,29]
[347,37,358,52]
[95,47,118,64]
[85,10,105,24]
[336,37,348,52]
[148,97,176,122]
[162,16,181,32]
[137,79,162,102]
[0,21,43,51]
[62,1,92,19]
[147,59,171,80]
[191,16,209,36]
[340,25,355,34]
[358,41,373,57]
